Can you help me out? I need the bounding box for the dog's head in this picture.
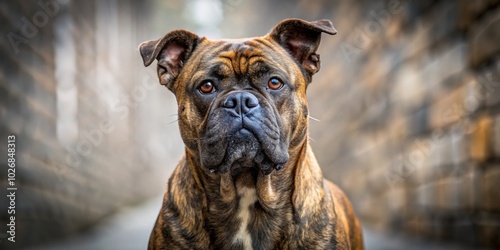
[139,19,336,175]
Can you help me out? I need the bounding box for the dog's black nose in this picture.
[222,92,259,115]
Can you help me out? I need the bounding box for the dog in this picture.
[139,18,364,250]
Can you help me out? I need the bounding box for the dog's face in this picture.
[140,19,336,175]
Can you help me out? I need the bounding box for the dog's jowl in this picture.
[139,18,364,250]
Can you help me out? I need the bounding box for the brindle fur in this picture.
[140,19,364,250]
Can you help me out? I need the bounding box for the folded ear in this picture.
[268,18,337,82]
[139,30,200,91]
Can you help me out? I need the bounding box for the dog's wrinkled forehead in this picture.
[187,39,298,85]
[202,42,269,76]
[138,18,337,92]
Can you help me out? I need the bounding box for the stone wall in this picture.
[302,0,500,247]
[0,0,185,248]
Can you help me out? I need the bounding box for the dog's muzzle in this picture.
[199,91,289,174]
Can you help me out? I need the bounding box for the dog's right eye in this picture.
[267,77,284,90]
[199,81,215,94]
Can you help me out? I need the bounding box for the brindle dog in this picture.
[139,18,364,250]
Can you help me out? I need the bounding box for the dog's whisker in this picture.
[169,113,178,117]
[168,119,179,125]
[308,115,320,122]
[309,136,316,142]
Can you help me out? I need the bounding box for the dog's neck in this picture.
[171,141,327,247]
[185,139,306,200]
[183,138,326,214]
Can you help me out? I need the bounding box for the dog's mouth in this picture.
[198,92,289,174]
[219,128,263,171]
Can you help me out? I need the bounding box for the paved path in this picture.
[362,226,478,250]
[29,195,482,250]
[28,196,163,250]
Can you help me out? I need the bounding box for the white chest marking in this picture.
[233,187,257,250]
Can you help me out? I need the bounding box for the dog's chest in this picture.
[232,187,257,249]
[208,183,288,249]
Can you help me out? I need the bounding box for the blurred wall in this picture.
[302,0,500,248]
[0,0,188,248]
[0,0,499,249]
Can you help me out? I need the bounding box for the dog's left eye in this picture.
[267,78,284,90]
[199,81,215,94]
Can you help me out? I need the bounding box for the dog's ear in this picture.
[139,30,200,91]
[268,19,336,82]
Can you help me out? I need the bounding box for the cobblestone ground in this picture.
[27,196,485,250]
